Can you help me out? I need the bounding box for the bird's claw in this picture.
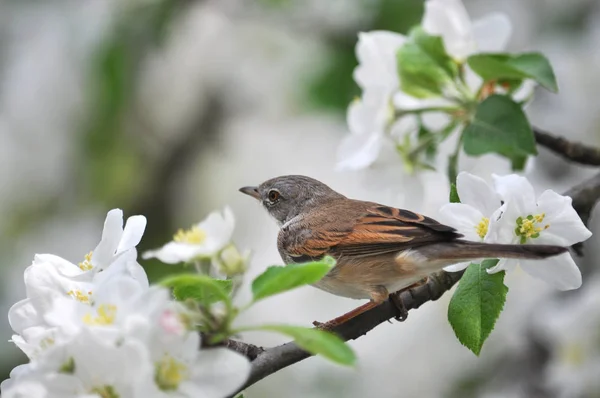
[389,294,408,322]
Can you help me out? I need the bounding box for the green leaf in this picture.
[258,325,355,365]
[252,257,335,302]
[448,259,508,355]
[468,52,558,92]
[160,274,232,305]
[397,27,458,98]
[463,95,537,161]
[449,183,461,203]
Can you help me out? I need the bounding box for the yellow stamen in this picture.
[475,217,490,239]
[515,213,550,244]
[155,354,188,391]
[82,304,117,326]
[67,289,92,304]
[78,251,94,271]
[173,226,206,244]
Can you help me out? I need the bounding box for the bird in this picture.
[239,175,567,326]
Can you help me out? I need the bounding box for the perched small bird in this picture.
[240,175,567,325]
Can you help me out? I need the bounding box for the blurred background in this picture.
[1,0,600,397]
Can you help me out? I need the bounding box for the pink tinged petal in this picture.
[423,0,476,60]
[335,130,383,171]
[486,258,518,274]
[438,203,484,241]
[493,174,537,214]
[443,261,471,272]
[536,189,592,246]
[353,31,406,91]
[456,172,502,216]
[116,215,147,255]
[520,253,582,290]
[189,348,251,398]
[471,13,512,52]
[92,209,125,267]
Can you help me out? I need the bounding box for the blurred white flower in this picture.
[214,244,250,277]
[337,0,522,171]
[2,329,153,398]
[422,0,511,61]
[335,91,391,171]
[438,172,504,271]
[485,174,591,290]
[142,207,235,264]
[353,31,406,92]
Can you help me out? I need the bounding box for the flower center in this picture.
[59,357,75,374]
[173,226,206,244]
[515,214,550,244]
[90,385,119,398]
[475,217,490,239]
[82,304,117,326]
[67,289,92,304]
[78,251,94,271]
[155,354,189,391]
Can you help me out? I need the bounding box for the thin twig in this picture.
[534,127,600,166]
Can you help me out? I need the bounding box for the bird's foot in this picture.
[388,277,429,322]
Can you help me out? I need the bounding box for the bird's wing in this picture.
[280,204,462,261]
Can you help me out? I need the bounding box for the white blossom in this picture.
[486,174,591,290]
[142,207,235,264]
[438,172,504,271]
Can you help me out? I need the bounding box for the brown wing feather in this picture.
[280,202,462,262]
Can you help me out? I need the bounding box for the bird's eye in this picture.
[268,190,280,202]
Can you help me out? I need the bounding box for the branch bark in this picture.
[534,127,600,166]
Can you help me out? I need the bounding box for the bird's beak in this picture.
[239,186,261,200]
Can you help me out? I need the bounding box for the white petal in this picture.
[486,258,517,274]
[456,172,501,216]
[33,254,81,277]
[92,209,125,267]
[512,79,537,103]
[335,130,383,171]
[423,0,476,60]
[142,242,202,264]
[189,348,251,398]
[472,13,512,52]
[389,115,418,141]
[443,261,470,272]
[536,189,592,246]
[8,299,43,334]
[116,215,147,255]
[493,174,537,214]
[438,203,484,241]
[520,253,582,290]
[353,31,406,91]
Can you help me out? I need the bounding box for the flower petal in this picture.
[520,253,582,290]
[472,13,512,52]
[353,31,406,91]
[438,203,484,241]
[92,209,124,267]
[142,242,201,264]
[335,129,383,171]
[486,258,518,274]
[116,215,147,255]
[536,189,592,246]
[493,174,537,214]
[456,172,502,216]
[423,0,476,60]
[443,261,470,272]
[188,347,251,398]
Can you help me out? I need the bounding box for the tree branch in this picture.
[534,127,600,166]
[225,138,600,397]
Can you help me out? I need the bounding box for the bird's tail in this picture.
[417,240,567,263]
